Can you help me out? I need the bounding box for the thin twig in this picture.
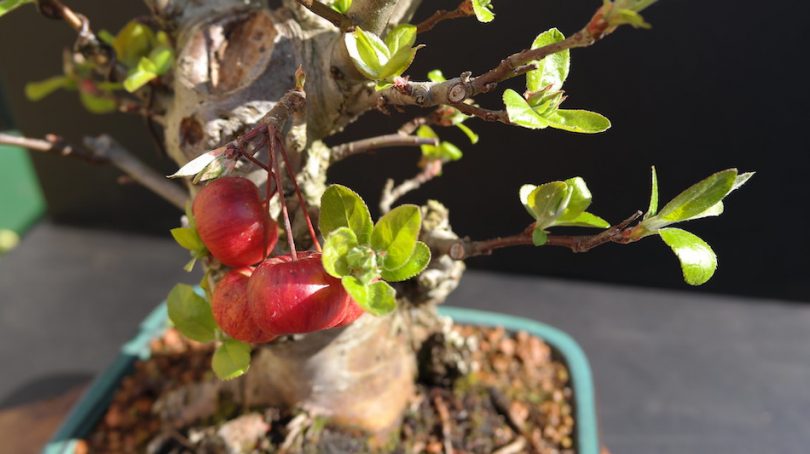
[450,102,510,125]
[431,390,454,454]
[415,0,474,34]
[379,160,443,213]
[0,132,188,209]
[331,134,437,162]
[437,211,644,260]
[269,132,298,260]
[275,135,321,252]
[295,0,354,31]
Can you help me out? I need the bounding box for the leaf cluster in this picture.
[345,25,423,88]
[319,185,431,315]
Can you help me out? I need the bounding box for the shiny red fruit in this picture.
[212,268,277,344]
[333,300,364,328]
[247,252,359,335]
[193,177,278,267]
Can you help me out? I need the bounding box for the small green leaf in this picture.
[183,257,197,272]
[0,0,33,18]
[148,42,174,75]
[545,109,611,134]
[532,227,548,246]
[331,0,351,14]
[659,227,717,286]
[167,284,217,343]
[526,28,569,92]
[731,172,754,192]
[525,182,569,227]
[342,277,397,316]
[380,241,431,282]
[557,177,592,220]
[427,69,446,82]
[212,339,251,380]
[519,184,537,217]
[344,27,389,80]
[79,91,117,114]
[385,24,417,53]
[554,211,610,228]
[378,45,420,80]
[123,57,159,92]
[654,169,737,225]
[471,0,495,23]
[644,165,659,220]
[171,227,204,251]
[113,20,156,68]
[322,227,359,278]
[371,204,422,270]
[436,142,463,161]
[320,184,373,244]
[25,76,74,101]
[455,122,479,144]
[503,89,549,129]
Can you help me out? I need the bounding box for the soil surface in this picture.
[78,323,576,453]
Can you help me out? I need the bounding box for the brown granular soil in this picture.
[79,324,576,453]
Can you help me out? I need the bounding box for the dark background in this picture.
[1,0,807,301]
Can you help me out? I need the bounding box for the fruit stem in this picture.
[275,135,322,252]
[269,130,298,260]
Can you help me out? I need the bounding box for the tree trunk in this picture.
[148,0,464,435]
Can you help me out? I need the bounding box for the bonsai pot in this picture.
[44,304,599,454]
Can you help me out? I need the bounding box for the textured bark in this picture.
[150,0,461,436]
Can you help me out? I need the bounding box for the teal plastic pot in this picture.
[44,305,599,454]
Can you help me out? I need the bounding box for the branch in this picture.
[295,0,355,32]
[0,132,188,210]
[415,0,474,34]
[368,7,610,112]
[379,160,442,213]
[330,133,437,162]
[436,211,644,260]
[347,0,400,34]
[450,101,510,125]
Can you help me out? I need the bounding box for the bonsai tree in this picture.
[0,0,751,443]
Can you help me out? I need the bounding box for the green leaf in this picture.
[25,76,74,101]
[545,109,611,134]
[371,204,422,270]
[378,45,420,80]
[526,28,569,92]
[0,0,32,18]
[385,24,417,53]
[344,27,389,80]
[427,69,446,83]
[183,257,197,272]
[557,177,592,221]
[113,20,156,68]
[170,227,204,252]
[148,43,174,75]
[503,89,549,129]
[322,227,359,278]
[436,142,463,161]
[654,169,737,225]
[380,241,431,282]
[123,57,159,92]
[331,0,351,14]
[79,91,117,114]
[471,0,495,23]
[644,165,659,220]
[519,184,537,217]
[455,122,479,144]
[731,172,754,192]
[659,227,717,286]
[554,211,610,228]
[320,184,373,244]
[342,277,397,316]
[167,284,217,343]
[212,339,251,380]
[525,182,569,227]
[532,227,548,246]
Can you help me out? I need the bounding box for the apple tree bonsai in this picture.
[0,0,752,442]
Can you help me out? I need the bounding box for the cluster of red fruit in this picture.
[193,177,363,344]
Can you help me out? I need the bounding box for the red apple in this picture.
[193,177,278,267]
[333,300,364,328]
[212,268,277,343]
[247,252,358,334]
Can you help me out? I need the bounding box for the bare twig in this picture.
[295,0,354,31]
[0,132,188,209]
[37,0,118,73]
[431,390,454,454]
[416,0,474,34]
[380,160,443,213]
[436,211,644,260]
[450,101,510,125]
[331,133,437,162]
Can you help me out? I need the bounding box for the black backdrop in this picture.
[2,0,808,301]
